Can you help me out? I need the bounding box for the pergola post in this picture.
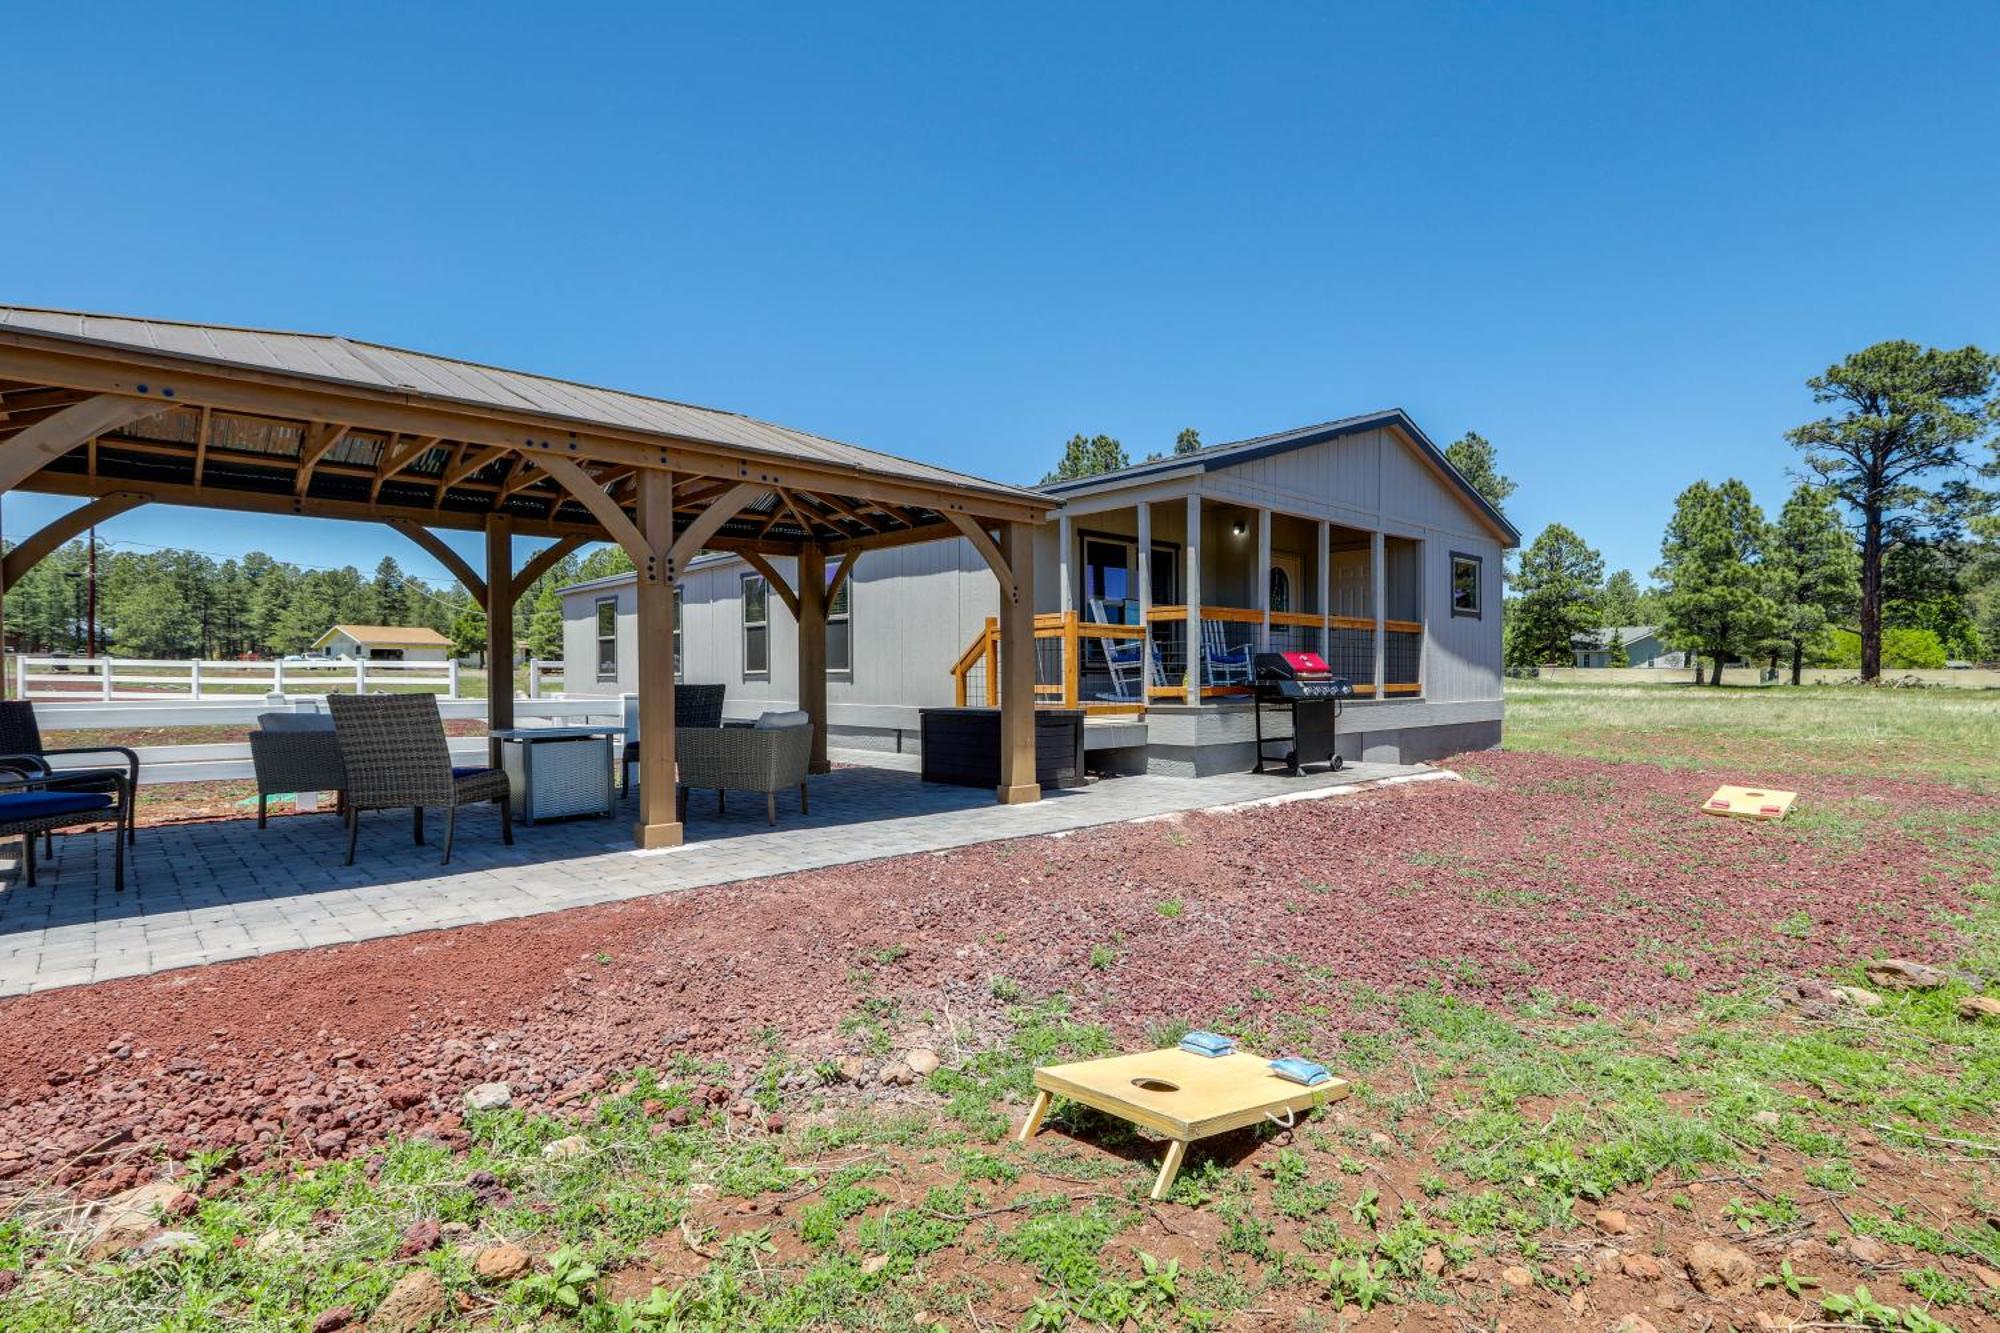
[483,515,515,765]
[632,469,683,848]
[996,520,1039,806]
[796,544,830,775]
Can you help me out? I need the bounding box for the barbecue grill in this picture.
[1251,651,1352,775]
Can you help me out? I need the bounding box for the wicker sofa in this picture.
[677,715,814,826]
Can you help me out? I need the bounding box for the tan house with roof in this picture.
[311,624,452,662]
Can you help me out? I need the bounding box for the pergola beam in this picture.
[739,551,801,619]
[1,491,149,588]
[385,518,488,605]
[510,533,589,602]
[294,422,353,495]
[0,394,164,494]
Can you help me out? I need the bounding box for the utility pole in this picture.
[86,528,98,657]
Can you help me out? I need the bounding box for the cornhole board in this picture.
[1701,785,1798,821]
[1019,1047,1350,1200]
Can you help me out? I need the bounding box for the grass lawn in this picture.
[2,683,1996,1330]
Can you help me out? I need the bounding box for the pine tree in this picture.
[1606,631,1629,667]
[1174,428,1201,456]
[373,556,410,624]
[1040,434,1129,485]
[1599,570,1644,628]
[1442,432,1517,512]
[1767,483,1860,684]
[1504,523,1604,667]
[1655,480,1781,686]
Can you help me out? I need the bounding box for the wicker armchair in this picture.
[0,757,130,891]
[0,700,139,846]
[248,712,347,828]
[677,717,814,826]
[327,693,511,866]
[620,683,725,796]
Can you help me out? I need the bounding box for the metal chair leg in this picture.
[498,796,513,846]
[23,834,36,888]
[800,782,809,815]
[257,793,268,829]
[345,808,361,866]
[113,805,125,893]
[412,806,424,845]
[766,792,776,826]
[441,805,456,866]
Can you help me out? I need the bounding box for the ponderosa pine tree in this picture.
[1786,341,1999,680]
[1504,523,1604,667]
[1766,483,1860,685]
[1599,569,1643,628]
[1655,480,1781,686]
[1442,431,1517,513]
[1039,434,1129,485]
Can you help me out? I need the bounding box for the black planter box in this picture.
[919,708,1086,790]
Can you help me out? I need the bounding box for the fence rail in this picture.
[15,655,461,702]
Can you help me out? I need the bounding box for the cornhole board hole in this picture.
[1019,1047,1350,1200]
[1701,785,1798,821]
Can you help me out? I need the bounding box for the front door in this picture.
[1269,553,1304,615]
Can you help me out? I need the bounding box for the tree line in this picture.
[0,537,637,665]
[1504,341,2000,681]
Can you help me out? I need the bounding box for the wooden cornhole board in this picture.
[1701,784,1799,821]
[1019,1047,1350,1200]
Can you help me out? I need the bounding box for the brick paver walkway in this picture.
[0,755,1444,995]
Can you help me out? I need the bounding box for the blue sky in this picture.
[4,2,1996,589]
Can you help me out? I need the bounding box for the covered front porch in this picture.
[953,491,1425,713]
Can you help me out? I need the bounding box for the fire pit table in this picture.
[490,726,620,824]
[1019,1046,1350,1199]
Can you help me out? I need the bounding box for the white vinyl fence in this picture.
[16,655,460,702]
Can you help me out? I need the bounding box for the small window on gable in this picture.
[1450,552,1482,618]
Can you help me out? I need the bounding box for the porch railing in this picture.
[949,608,1423,709]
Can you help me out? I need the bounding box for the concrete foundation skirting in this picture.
[1143,701,1502,775]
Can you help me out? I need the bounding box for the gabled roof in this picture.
[0,306,1040,505]
[1036,409,1521,545]
[1572,625,1658,649]
[314,624,451,648]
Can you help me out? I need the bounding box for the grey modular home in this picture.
[562,410,1519,775]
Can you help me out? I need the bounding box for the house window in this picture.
[1450,552,1482,618]
[672,586,683,681]
[1082,538,1134,623]
[595,599,617,680]
[826,572,851,674]
[742,574,769,676]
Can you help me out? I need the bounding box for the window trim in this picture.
[1076,528,1182,619]
[672,585,684,683]
[1449,551,1483,619]
[741,573,770,678]
[594,597,619,681]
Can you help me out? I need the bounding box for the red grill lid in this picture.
[1282,651,1330,674]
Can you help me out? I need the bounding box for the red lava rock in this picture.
[309,1304,354,1333]
[396,1218,441,1258]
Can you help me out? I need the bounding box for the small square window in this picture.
[1450,553,1482,618]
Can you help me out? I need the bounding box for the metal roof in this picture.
[1036,408,1521,545]
[0,306,1040,505]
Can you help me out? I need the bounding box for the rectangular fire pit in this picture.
[1020,1046,1350,1199]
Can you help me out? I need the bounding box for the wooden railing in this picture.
[948,608,1423,710]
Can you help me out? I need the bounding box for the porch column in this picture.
[1184,493,1202,704]
[996,520,1039,805]
[1255,507,1272,651]
[633,469,683,848]
[1136,501,1153,696]
[1371,529,1387,698]
[1316,519,1331,660]
[796,543,831,775]
[483,514,514,765]
[1056,511,1073,616]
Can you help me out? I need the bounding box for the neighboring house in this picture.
[562,409,1519,773]
[311,624,452,662]
[1570,626,1683,669]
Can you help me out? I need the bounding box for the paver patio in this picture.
[0,754,1442,996]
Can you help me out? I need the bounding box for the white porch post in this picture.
[1184,493,1202,704]
[1371,529,1387,698]
[1316,519,1331,660]
[1136,500,1153,694]
[1057,511,1073,616]
[1255,506,1272,652]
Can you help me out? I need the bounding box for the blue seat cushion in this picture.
[451,766,499,780]
[0,790,115,822]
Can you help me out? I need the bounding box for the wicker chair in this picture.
[248,712,348,828]
[620,683,725,796]
[676,716,814,826]
[0,758,130,891]
[0,700,139,846]
[327,693,511,866]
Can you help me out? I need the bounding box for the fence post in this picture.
[272,658,285,698]
[528,659,542,699]
[100,658,112,701]
[448,657,460,699]
[355,659,367,695]
[15,654,25,701]
[190,660,203,700]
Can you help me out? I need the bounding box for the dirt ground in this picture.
[1,742,1996,1329]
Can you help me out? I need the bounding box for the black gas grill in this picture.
[1251,651,1352,775]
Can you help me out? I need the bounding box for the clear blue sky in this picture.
[5,2,1996,589]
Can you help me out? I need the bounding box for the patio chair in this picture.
[248,712,347,828]
[620,683,725,797]
[0,757,130,891]
[676,711,814,826]
[0,700,140,847]
[1097,637,1167,703]
[1200,619,1253,686]
[327,693,511,867]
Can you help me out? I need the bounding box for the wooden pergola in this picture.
[0,308,1052,847]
